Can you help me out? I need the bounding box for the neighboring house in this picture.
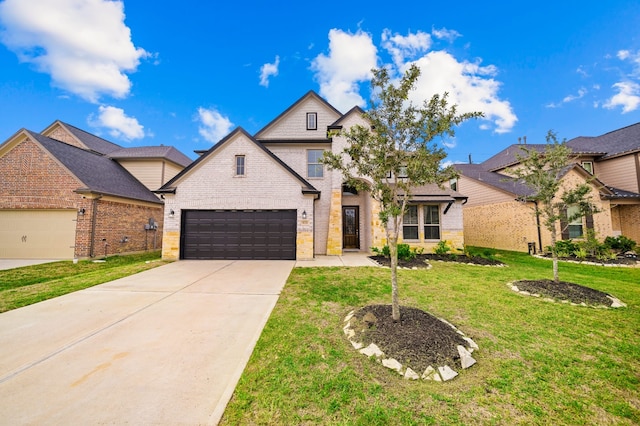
[455,122,640,252]
[157,91,468,261]
[0,121,192,259]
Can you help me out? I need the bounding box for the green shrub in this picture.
[371,244,419,261]
[434,240,451,255]
[550,240,578,257]
[578,229,608,257]
[573,248,588,260]
[604,235,637,253]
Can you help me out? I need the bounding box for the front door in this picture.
[342,206,359,249]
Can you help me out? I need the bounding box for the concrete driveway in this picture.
[0,259,294,425]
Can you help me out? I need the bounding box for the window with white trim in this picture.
[306,112,317,130]
[307,149,324,178]
[581,161,593,174]
[423,205,441,240]
[235,155,245,176]
[402,205,419,240]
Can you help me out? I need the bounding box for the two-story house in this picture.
[0,121,192,259]
[454,123,640,252]
[157,91,468,260]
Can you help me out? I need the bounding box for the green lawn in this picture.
[221,250,640,425]
[0,251,168,312]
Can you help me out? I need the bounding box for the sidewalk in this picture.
[295,252,378,267]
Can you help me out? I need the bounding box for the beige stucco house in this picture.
[157,91,468,260]
[455,122,640,252]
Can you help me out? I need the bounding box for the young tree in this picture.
[511,131,601,282]
[322,64,481,321]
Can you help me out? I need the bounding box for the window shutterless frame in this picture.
[306,112,317,130]
[307,149,324,178]
[235,155,245,176]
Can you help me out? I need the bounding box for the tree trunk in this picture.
[388,221,400,322]
[551,225,559,283]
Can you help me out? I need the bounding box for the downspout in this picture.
[533,200,542,253]
[89,197,99,258]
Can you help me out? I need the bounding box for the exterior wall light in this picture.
[78,208,86,215]
[302,210,307,219]
[169,209,175,218]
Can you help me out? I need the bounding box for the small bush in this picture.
[573,248,588,260]
[578,229,609,257]
[551,240,578,257]
[604,235,637,253]
[371,244,419,261]
[434,240,452,255]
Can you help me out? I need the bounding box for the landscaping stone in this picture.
[421,366,438,381]
[360,343,384,358]
[438,365,458,381]
[382,358,403,373]
[457,345,477,369]
[404,367,420,380]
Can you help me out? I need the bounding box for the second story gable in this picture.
[254,91,342,141]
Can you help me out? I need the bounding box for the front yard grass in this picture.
[0,251,167,312]
[221,250,640,425]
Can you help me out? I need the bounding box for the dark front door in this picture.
[342,206,359,249]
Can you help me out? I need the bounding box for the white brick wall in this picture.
[256,96,341,140]
[162,133,315,236]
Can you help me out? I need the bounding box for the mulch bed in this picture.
[349,304,469,373]
[514,279,615,306]
[369,254,503,268]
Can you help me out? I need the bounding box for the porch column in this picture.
[326,189,343,255]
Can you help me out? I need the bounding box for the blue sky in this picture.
[1,1,639,164]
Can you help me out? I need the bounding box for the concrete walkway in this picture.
[0,260,293,425]
[295,252,378,267]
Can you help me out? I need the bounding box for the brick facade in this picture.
[0,136,163,259]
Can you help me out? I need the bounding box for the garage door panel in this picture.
[181,210,297,260]
[0,210,76,259]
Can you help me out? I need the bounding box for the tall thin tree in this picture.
[323,64,481,321]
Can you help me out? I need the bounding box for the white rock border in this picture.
[506,281,627,308]
[343,309,479,382]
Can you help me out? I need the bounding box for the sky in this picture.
[1,1,640,164]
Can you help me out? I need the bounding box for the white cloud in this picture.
[604,81,640,113]
[197,107,234,143]
[312,28,517,134]
[407,51,517,133]
[259,55,280,87]
[0,0,148,102]
[431,27,461,43]
[310,29,378,111]
[547,87,588,108]
[381,29,431,67]
[89,105,145,140]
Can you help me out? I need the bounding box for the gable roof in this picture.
[254,90,342,139]
[480,143,548,171]
[42,121,123,155]
[107,146,192,167]
[566,121,640,159]
[330,106,366,128]
[27,131,162,204]
[158,127,319,196]
[455,163,536,197]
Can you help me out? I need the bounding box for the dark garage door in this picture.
[181,210,297,260]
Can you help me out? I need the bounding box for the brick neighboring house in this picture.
[454,122,640,252]
[0,121,192,259]
[157,91,468,261]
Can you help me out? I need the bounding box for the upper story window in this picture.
[398,166,408,178]
[306,112,317,130]
[450,178,458,191]
[581,161,593,174]
[307,149,324,178]
[235,155,245,176]
[423,205,441,240]
[402,205,419,240]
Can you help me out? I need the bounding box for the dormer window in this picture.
[581,161,593,174]
[306,112,317,130]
